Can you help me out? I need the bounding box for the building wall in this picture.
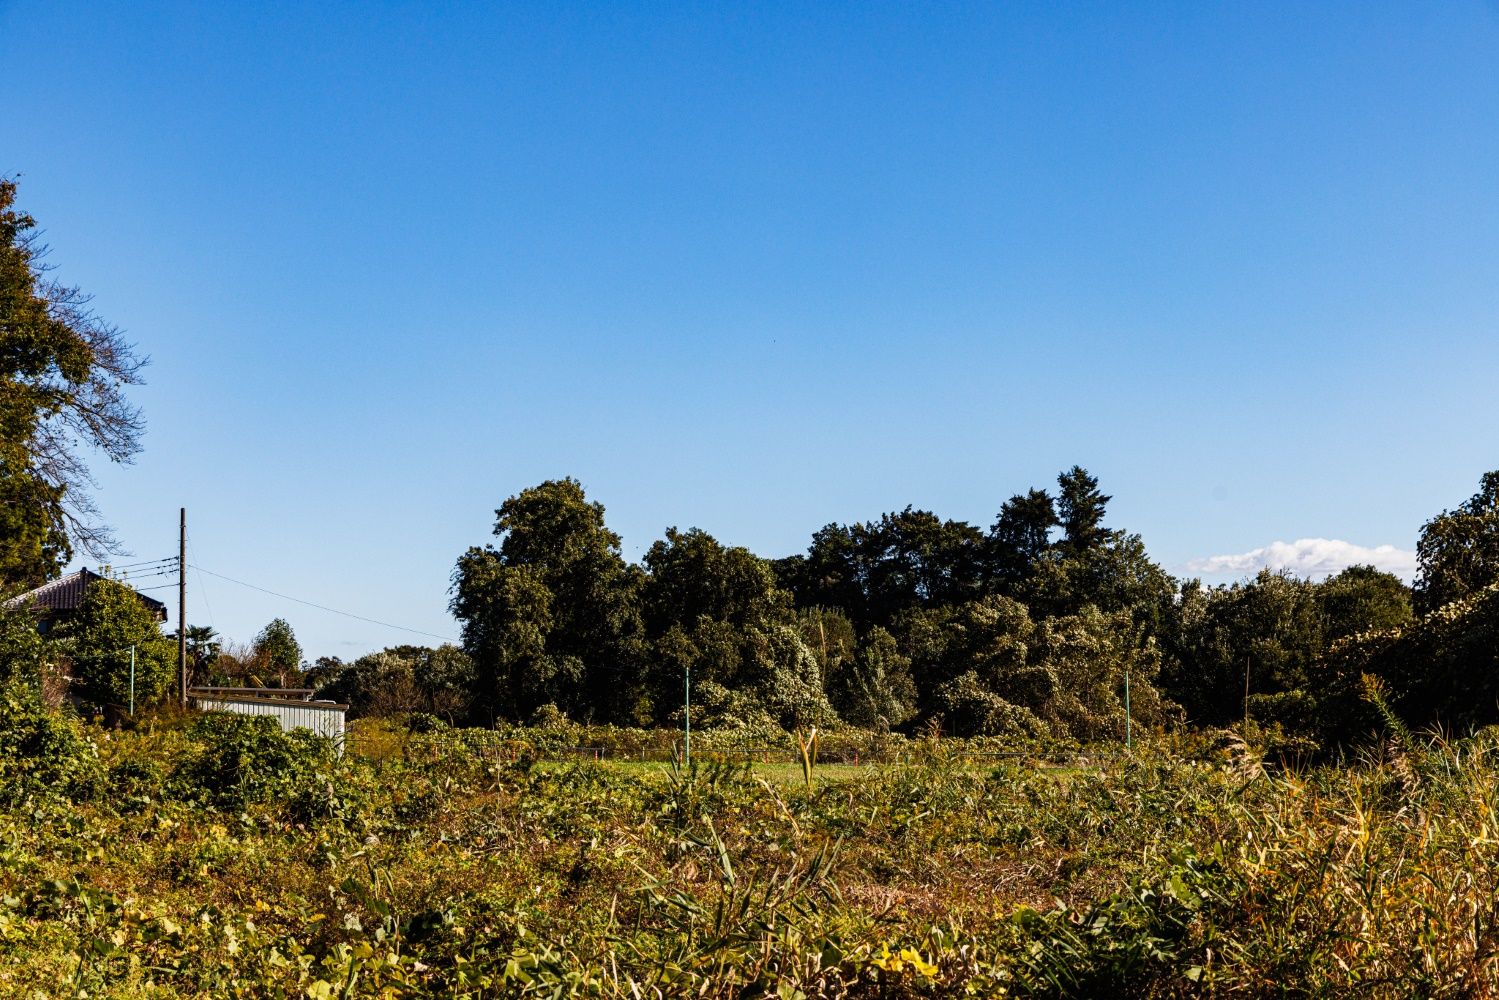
[194,696,347,742]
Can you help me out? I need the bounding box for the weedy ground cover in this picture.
[3,694,1499,997]
[583,761,931,785]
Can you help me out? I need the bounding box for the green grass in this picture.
[5,712,1499,996]
[589,759,874,784]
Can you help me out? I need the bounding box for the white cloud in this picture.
[1187,538,1418,582]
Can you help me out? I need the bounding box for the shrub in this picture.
[170,712,332,810]
[108,756,165,801]
[0,683,102,806]
[404,711,449,734]
[527,702,569,729]
[934,671,1046,739]
[0,603,48,688]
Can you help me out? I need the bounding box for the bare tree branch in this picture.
[2,178,147,564]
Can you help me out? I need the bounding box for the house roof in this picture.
[5,568,169,621]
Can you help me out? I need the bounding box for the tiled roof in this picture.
[5,568,169,620]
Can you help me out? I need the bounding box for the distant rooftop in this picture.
[5,568,169,622]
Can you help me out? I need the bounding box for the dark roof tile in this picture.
[6,568,169,620]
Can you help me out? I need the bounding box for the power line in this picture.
[185,531,215,630]
[112,557,178,570]
[188,564,458,644]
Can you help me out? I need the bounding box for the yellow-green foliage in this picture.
[5,707,1499,996]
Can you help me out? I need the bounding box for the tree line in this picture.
[419,469,1495,750]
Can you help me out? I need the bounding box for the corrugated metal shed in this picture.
[194,694,348,744]
[192,687,316,701]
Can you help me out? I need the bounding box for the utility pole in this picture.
[179,507,187,709]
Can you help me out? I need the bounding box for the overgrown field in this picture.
[4,694,1499,997]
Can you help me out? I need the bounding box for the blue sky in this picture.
[4,2,1497,659]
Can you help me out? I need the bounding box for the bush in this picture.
[105,754,168,815]
[934,671,1046,739]
[0,683,103,806]
[170,712,333,810]
[108,756,165,798]
[528,702,569,729]
[0,604,48,688]
[404,711,449,734]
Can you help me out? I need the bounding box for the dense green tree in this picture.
[896,595,1035,721]
[987,488,1057,595]
[1317,565,1413,643]
[932,671,1044,739]
[1001,467,1177,628]
[1237,572,1322,724]
[1415,471,1499,613]
[639,527,836,729]
[891,602,961,702]
[796,606,858,704]
[1321,580,1499,747]
[947,596,1037,694]
[0,472,69,592]
[49,577,173,708]
[315,643,475,721]
[1157,567,1412,742]
[642,527,787,634]
[253,618,303,687]
[451,479,644,724]
[0,601,48,687]
[435,468,1455,745]
[1154,579,1219,722]
[635,527,785,722]
[1029,605,1171,740]
[778,523,865,620]
[863,507,986,616]
[1055,466,1112,558]
[796,605,856,665]
[661,620,837,732]
[0,178,146,587]
[422,643,477,717]
[1029,529,1176,622]
[740,623,836,730]
[1157,571,1327,731]
[828,626,917,729]
[980,469,1177,626]
[665,619,744,690]
[452,556,553,721]
[783,508,985,629]
[677,677,781,732]
[904,593,1171,740]
[304,654,344,691]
